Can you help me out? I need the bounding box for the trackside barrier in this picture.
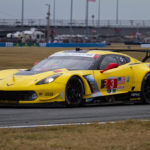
[46,43,106,47]
[14,43,39,47]
[0,42,106,48]
[0,42,14,47]
[0,43,6,47]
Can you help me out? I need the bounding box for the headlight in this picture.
[36,74,62,85]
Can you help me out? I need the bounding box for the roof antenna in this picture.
[76,47,81,51]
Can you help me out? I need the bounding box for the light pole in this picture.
[21,0,24,26]
[116,0,119,24]
[85,0,89,38]
[53,0,55,26]
[70,0,73,43]
[98,0,101,26]
[46,4,50,43]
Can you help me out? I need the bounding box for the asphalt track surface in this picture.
[0,104,150,128]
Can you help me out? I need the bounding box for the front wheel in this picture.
[65,76,84,107]
[141,73,150,104]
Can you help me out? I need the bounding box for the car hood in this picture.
[0,68,67,89]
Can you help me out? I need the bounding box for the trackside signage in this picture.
[141,44,150,48]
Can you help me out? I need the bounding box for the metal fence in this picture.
[0,19,150,28]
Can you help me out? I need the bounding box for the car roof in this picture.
[50,49,140,63]
[88,50,119,55]
[61,49,130,57]
[87,50,140,63]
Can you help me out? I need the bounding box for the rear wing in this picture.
[89,48,150,62]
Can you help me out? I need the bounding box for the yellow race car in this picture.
[0,48,150,107]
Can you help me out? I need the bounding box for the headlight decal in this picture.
[36,74,62,85]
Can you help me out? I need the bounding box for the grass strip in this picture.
[0,120,150,150]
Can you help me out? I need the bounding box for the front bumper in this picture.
[0,82,66,104]
[0,91,37,101]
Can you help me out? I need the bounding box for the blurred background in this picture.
[0,0,150,45]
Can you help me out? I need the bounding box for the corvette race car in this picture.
[0,48,150,107]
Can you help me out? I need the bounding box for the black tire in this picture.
[141,73,150,104]
[65,76,84,107]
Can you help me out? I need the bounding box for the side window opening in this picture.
[115,55,130,66]
[99,55,118,70]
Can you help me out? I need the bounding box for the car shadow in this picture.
[0,102,147,109]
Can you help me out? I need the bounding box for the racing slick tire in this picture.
[65,76,84,107]
[141,73,150,104]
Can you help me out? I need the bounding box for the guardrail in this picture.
[0,42,106,48]
[0,19,150,28]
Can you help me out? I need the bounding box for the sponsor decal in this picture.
[107,89,111,93]
[130,97,141,101]
[126,76,130,82]
[118,77,125,84]
[101,78,117,89]
[45,92,53,96]
[60,92,64,99]
[112,89,117,93]
[86,98,94,102]
[101,79,107,88]
[93,54,100,59]
[91,92,102,97]
[118,85,125,90]
[131,92,140,97]
[130,92,141,101]
[52,52,95,58]
[146,64,150,67]
[107,89,117,94]
[53,70,62,73]
[107,78,117,89]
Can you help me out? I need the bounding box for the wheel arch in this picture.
[141,72,150,90]
[141,72,150,104]
[131,64,150,91]
[66,74,92,96]
[65,75,86,107]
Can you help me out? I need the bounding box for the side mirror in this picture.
[100,63,118,73]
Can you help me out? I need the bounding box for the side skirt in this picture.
[86,92,142,104]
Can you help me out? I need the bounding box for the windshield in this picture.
[31,56,96,72]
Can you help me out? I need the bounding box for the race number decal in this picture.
[101,78,118,94]
[107,79,117,89]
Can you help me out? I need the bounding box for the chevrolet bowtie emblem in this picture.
[6,83,13,86]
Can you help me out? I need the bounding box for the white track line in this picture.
[0,120,149,129]
[0,121,116,129]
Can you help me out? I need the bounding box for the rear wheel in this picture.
[65,76,84,107]
[141,73,150,104]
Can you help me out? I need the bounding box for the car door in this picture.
[93,54,133,96]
